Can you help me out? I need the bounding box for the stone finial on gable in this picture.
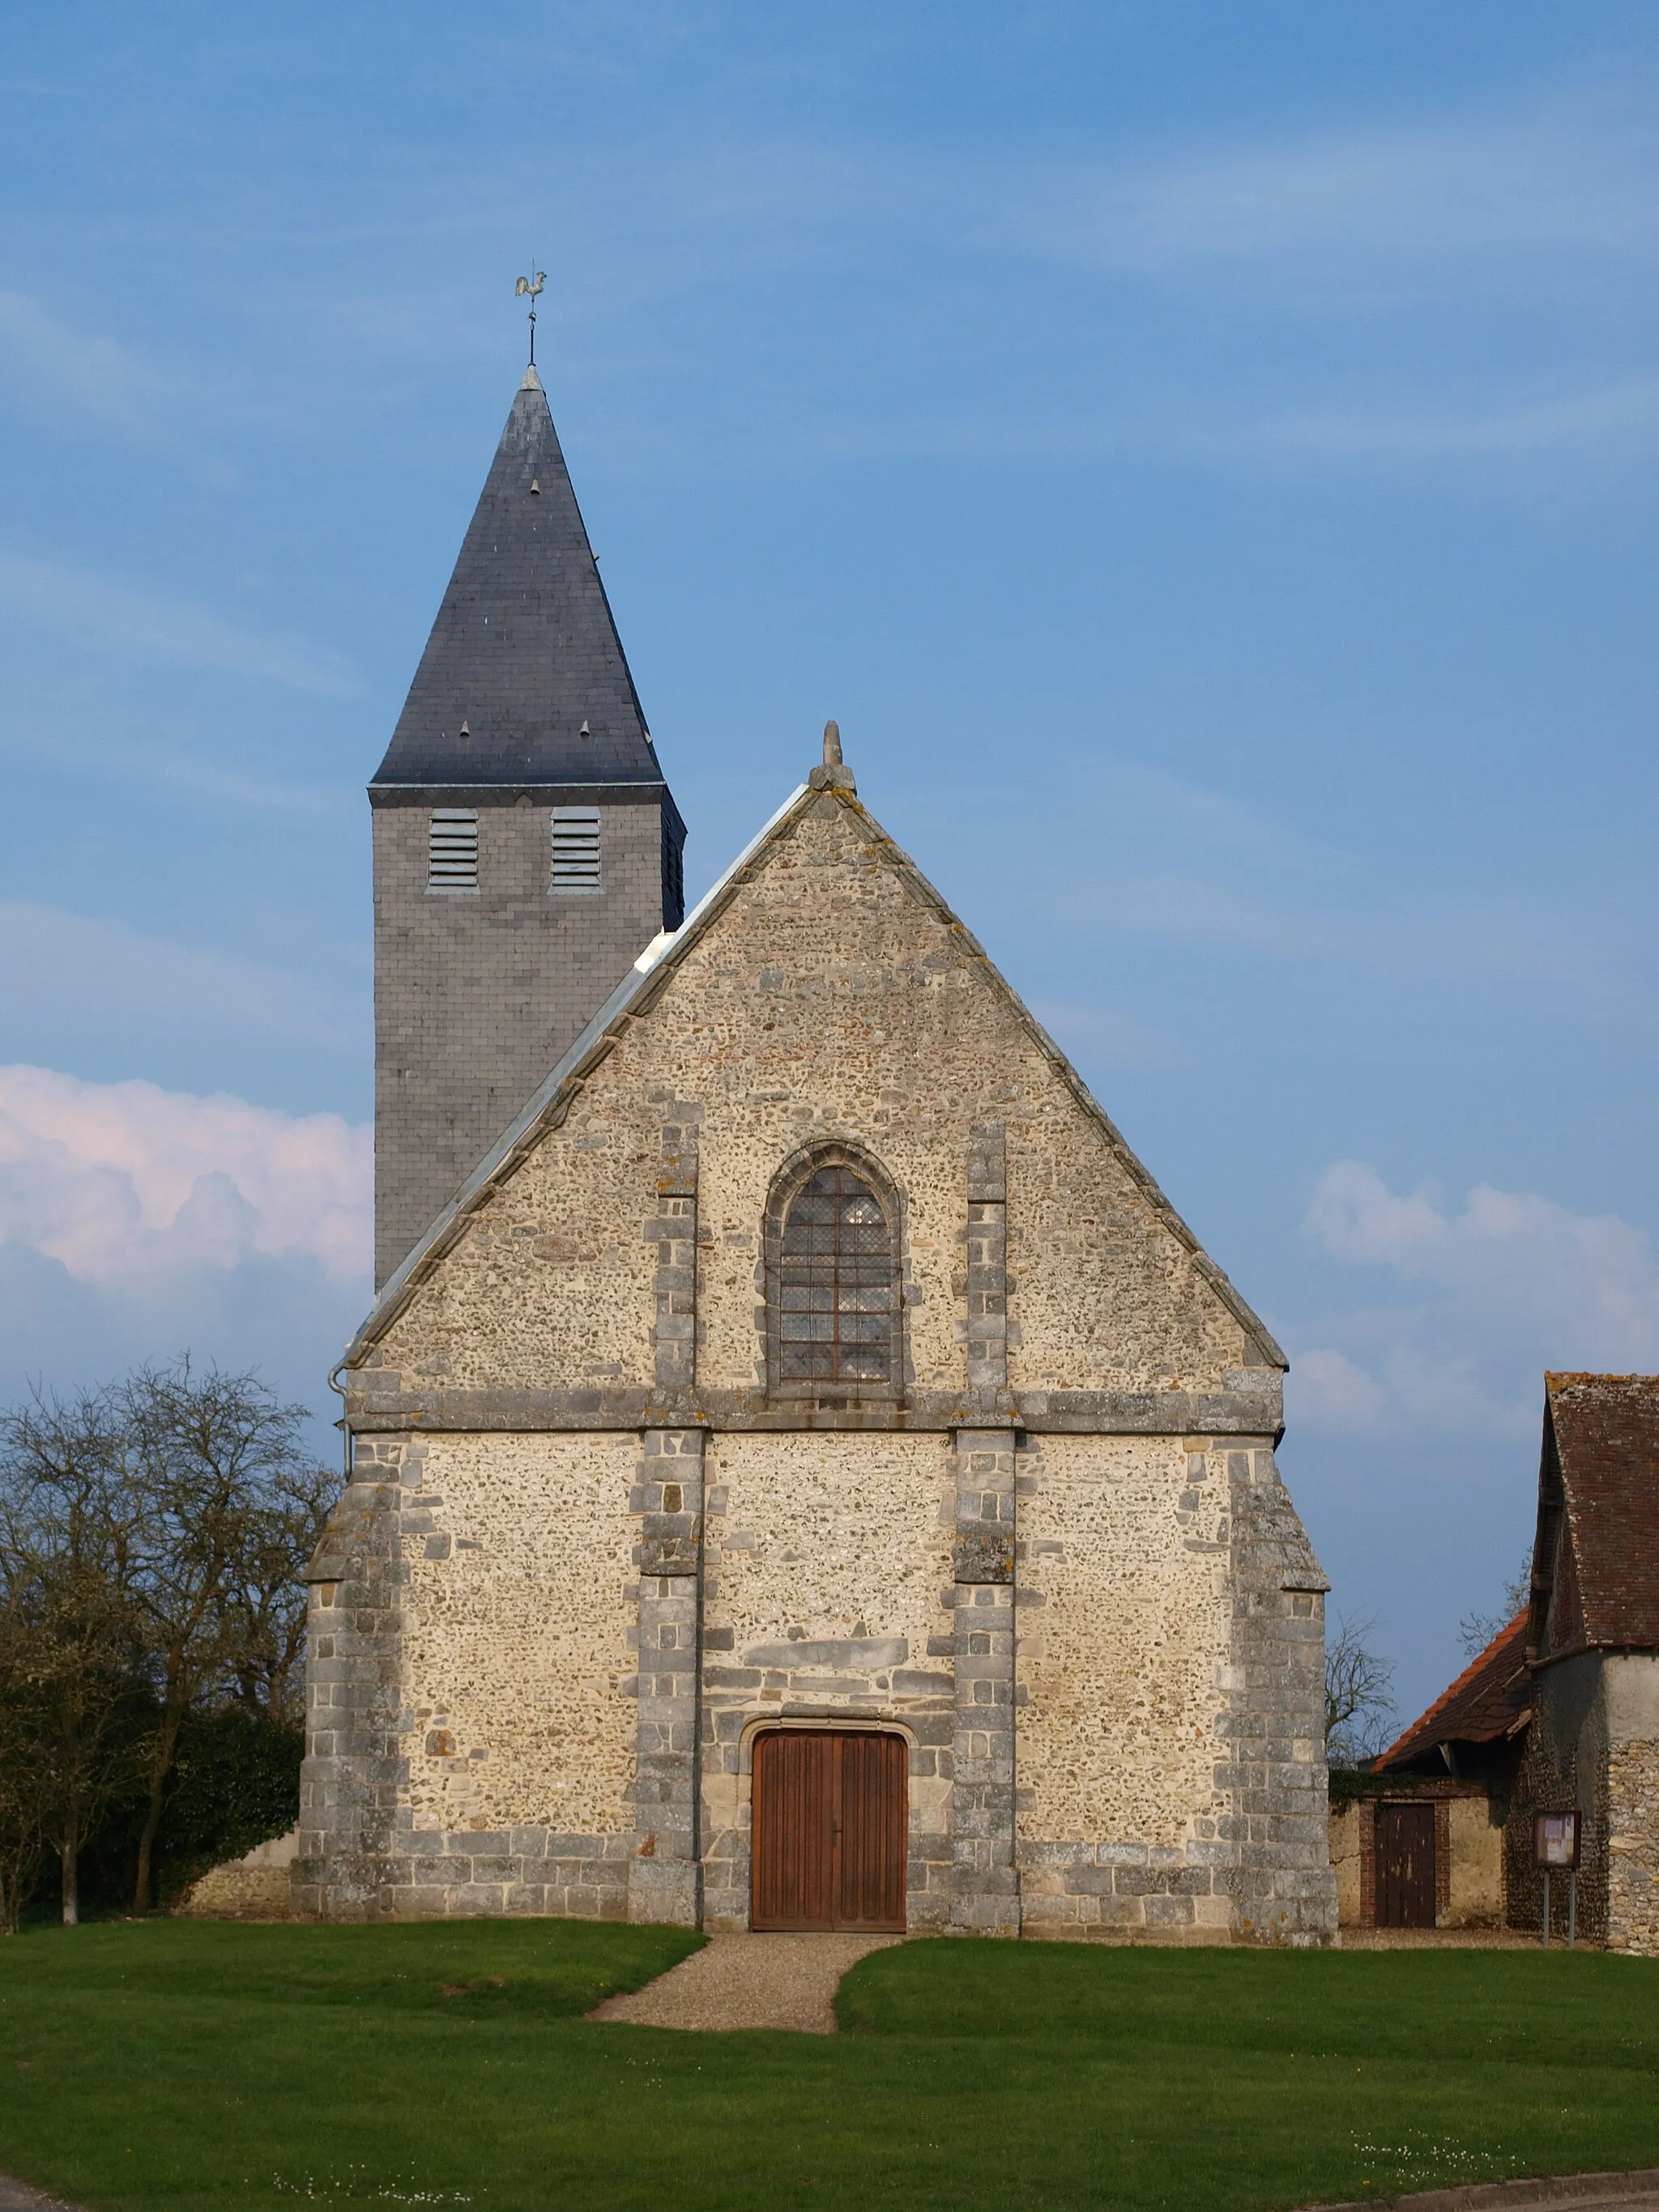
[808,718,857,794]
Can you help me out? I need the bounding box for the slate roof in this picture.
[370,367,663,790]
[1374,1609,1531,1771]
[1537,1373,1659,1656]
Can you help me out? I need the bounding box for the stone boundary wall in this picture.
[177,1826,299,1921]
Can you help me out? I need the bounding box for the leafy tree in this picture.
[119,1362,331,1913]
[0,1600,53,1932]
[0,1387,149,1924]
[0,1362,331,1924]
[1324,1612,1397,1769]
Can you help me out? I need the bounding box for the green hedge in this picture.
[49,1707,302,1919]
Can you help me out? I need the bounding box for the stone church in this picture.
[295,363,1337,1944]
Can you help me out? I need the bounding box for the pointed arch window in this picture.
[766,1151,902,1398]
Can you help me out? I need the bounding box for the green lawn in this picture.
[1,1923,1657,2211]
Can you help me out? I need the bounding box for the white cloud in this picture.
[0,1065,369,1287]
[1307,1161,1659,1351]
[1290,1347,1387,1426]
[1287,1162,1659,1441]
[0,550,359,697]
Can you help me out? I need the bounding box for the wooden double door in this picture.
[751,1729,908,1932]
[1375,1802,1436,1928]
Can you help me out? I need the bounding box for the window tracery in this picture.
[764,1150,902,1397]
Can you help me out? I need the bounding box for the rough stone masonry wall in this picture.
[1017,1434,1235,1939]
[1222,1442,1337,1945]
[294,1434,642,1922]
[1509,1654,1659,1952]
[318,788,1332,1934]
[1508,1652,1608,1942]
[1607,1737,1659,1956]
[365,794,1256,1414]
[698,1430,957,1932]
[293,1441,412,1921]
[1603,1652,1659,1955]
[373,1074,663,1396]
[398,1433,636,1843]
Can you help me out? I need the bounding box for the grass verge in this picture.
[0,1923,1656,2210]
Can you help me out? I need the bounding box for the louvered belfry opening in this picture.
[427,809,479,892]
[550,807,601,893]
[777,1165,895,1387]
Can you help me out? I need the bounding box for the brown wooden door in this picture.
[1376,1802,1436,1927]
[751,1730,907,1932]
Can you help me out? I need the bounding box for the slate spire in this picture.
[371,366,660,787]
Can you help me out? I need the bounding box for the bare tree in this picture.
[121,1362,331,1913]
[1459,1554,1534,1659]
[219,1463,336,1726]
[0,1387,148,1924]
[1325,1612,1397,1768]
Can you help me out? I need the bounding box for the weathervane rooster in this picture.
[515,269,547,365]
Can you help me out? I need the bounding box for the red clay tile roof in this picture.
[1374,1609,1531,1770]
[1543,1372,1659,1653]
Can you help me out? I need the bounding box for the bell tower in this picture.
[369,365,686,1287]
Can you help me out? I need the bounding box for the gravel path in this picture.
[0,2181,85,2210]
[1302,2173,1659,2211]
[1339,1929,1547,1950]
[587,1930,901,2032]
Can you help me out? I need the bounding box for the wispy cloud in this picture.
[0,289,170,433]
[0,1064,370,1288]
[1010,757,1620,995]
[1286,1161,1659,1439]
[987,88,1659,294]
[0,901,363,1051]
[1231,378,1659,464]
[1027,998,1171,1068]
[0,550,360,697]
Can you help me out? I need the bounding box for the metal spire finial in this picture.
[514,267,547,366]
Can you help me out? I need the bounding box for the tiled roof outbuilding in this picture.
[1375,1609,1531,1771]
[1533,1373,1659,1660]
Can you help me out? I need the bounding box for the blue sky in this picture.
[3,1,1658,1720]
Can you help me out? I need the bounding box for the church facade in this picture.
[295,367,1337,1945]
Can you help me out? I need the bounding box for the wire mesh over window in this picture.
[777,1167,894,1384]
